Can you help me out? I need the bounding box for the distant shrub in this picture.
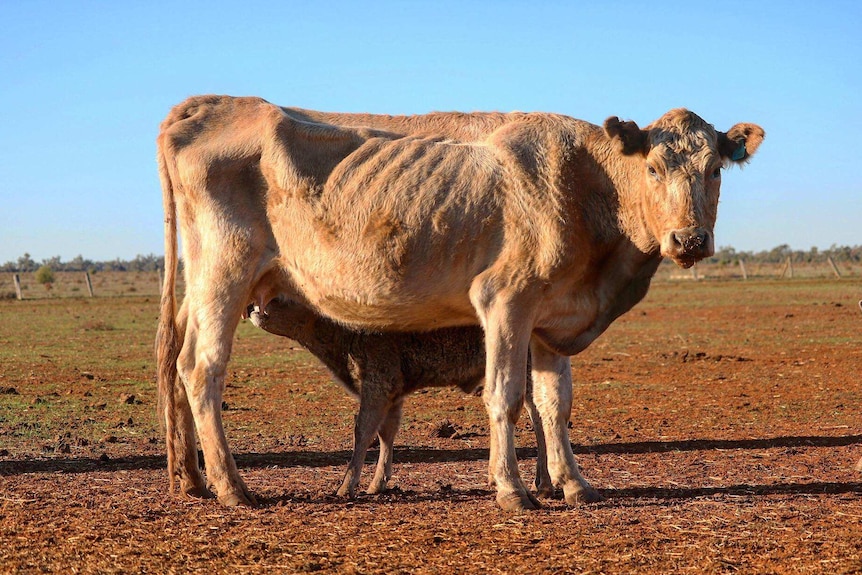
[35,265,55,291]
[82,320,115,331]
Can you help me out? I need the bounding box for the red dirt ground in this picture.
[1,279,861,574]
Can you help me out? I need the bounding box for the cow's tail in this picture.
[155,134,182,495]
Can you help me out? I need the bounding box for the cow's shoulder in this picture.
[484,114,599,162]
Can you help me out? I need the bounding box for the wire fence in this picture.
[2,271,173,300]
[4,260,860,302]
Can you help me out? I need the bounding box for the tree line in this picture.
[2,245,860,273]
[1,253,166,273]
[704,244,861,265]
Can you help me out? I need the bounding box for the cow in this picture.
[156,95,763,510]
[247,299,552,499]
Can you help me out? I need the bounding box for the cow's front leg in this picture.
[477,296,541,511]
[524,383,554,498]
[530,341,602,505]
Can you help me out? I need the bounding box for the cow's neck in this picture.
[535,237,662,357]
[589,135,658,257]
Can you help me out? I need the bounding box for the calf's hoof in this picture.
[496,488,542,512]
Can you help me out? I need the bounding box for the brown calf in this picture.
[248,299,551,498]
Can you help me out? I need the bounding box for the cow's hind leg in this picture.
[169,300,210,499]
[178,251,261,508]
[367,399,403,494]
[179,307,256,507]
[530,341,602,505]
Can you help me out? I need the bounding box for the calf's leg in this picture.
[338,360,401,498]
[367,399,403,494]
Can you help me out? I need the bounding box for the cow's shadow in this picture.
[2,434,861,503]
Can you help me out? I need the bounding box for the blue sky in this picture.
[1,1,860,263]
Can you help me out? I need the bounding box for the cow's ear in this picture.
[718,123,765,164]
[604,116,648,156]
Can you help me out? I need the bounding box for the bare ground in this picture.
[1,279,861,574]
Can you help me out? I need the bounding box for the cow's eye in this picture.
[647,165,660,180]
[711,167,722,180]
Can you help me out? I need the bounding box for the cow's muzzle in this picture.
[662,227,713,268]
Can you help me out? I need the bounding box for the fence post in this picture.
[691,265,698,280]
[779,255,795,279]
[738,258,748,281]
[84,272,94,297]
[826,256,842,278]
[13,274,23,300]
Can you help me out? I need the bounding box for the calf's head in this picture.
[606,109,764,268]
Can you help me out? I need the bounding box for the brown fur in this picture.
[156,95,763,509]
[247,299,557,497]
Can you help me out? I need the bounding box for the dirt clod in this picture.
[430,420,457,438]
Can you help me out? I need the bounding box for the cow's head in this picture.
[605,109,764,268]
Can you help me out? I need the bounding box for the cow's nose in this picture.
[663,227,713,266]
[670,229,709,254]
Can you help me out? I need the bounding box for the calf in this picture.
[248,299,552,498]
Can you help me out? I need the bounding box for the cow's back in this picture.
[264,115,588,330]
[282,107,517,143]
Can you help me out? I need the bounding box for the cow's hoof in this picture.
[218,492,257,507]
[564,483,603,505]
[336,483,356,499]
[366,481,388,495]
[181,483,214,500]
[854,457,862,473]
[218,484,258,507]
[496,489,542,512]
[534,482,556,500]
